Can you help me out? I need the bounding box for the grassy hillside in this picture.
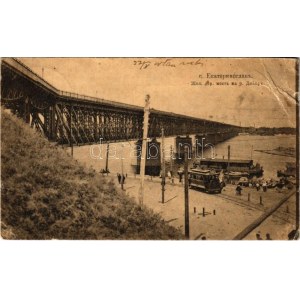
[1,109,182,239]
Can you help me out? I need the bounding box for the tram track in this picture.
[214,192,296,224]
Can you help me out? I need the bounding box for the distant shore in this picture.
[254,146,296,158]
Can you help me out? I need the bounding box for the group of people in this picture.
[248,181,268,192]
[256,233,272,240]
[236,180,269,195]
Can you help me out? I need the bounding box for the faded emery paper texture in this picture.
[1,57,298,240]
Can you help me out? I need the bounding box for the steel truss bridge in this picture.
[1,58,240,145]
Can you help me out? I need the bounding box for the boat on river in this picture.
[277,162,296,178]
[194,158,264,178]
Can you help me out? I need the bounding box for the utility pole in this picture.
[121,143,124,190]
[138,95,150,206]
[105,143,109,175]
[70,105,73,157]
[161,128,166,204]
[227,145,231,170]
[184,146,190,239]
[170,145,174,181]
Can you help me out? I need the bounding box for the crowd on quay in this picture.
[232,175,294,196]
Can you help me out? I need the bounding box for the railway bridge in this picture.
[1,58,240,145]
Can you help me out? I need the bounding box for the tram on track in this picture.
[188,168,223,194]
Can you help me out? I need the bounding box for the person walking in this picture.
[256,182,260,191]
[262,182,267,192]
[178,169,183,183]
[236,184,242,196]
[167,171,171,181]
[266,233,272,240]
[117,173,121,184]
[256,233,263,240]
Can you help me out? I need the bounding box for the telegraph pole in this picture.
[161,128,166,204]
[227,145,231,169]
[170,145,174,181]
[138,95,150,206]
[121,144,124,190]
[105,143,109,175]
[184,146,190,239]
[70,105,73,157]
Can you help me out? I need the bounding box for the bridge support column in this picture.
[49,104,56,141]
[23,97,30,123]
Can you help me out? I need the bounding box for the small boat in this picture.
[195,158,263,178]
[277,162,296,178]
[286,176,296,186]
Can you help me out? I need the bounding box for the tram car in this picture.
[188,168,223,194]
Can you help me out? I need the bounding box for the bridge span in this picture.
[1,58,240,145]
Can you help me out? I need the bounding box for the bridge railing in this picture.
[58,90,143,111]
[3,58,241,128]
[3,58,60,94]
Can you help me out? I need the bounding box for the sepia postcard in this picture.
[1,57,299,240]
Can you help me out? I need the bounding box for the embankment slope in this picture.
[1,110,182,239]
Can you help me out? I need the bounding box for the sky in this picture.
[18,57,298,127]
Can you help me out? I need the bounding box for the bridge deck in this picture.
[1,58,240,144]
[1,58,232,125]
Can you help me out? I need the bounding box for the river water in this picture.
[68,134,296,180]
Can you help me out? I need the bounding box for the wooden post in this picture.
[161,128,165,204]
[70,105,73,157]
[296,190,299,231]
[138,95,150,206]
[105,143,109,175]
[121,144,124,190]
[203,207,205,217]
[184,146,190,239]
[170,145,174,178]
[227,145,231,170]
[260,196,263,205]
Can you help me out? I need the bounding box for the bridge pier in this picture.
[23,97,30,124]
